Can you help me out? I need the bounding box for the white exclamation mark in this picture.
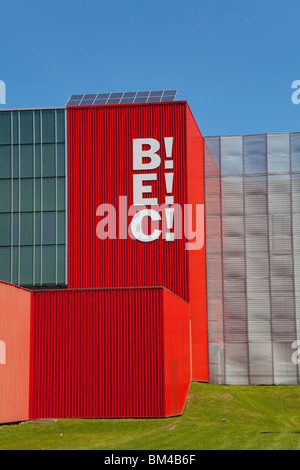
[164,137,174,169]
[165,207,175,242]
[164,137,174,241]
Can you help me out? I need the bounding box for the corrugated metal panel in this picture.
[67,103,189,302]
[30,287,167,418]
[204,133,300,386]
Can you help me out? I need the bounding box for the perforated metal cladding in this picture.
[205,133,300,385]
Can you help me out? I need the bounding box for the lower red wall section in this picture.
[163,289,191,416]
[0,282,31,424]
[29,287,191,419]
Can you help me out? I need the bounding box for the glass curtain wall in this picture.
[205,133,300,385]
[0,109,67,287]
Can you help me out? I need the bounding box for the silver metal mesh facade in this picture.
[204,133,300,385]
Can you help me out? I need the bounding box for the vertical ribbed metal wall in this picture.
[205,133,300,385]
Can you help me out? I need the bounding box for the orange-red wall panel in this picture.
[0,282,31,424]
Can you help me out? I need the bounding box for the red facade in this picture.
[67,102,208,381]
[0,101,208,424]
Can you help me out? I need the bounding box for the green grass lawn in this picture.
[1,382,300,450]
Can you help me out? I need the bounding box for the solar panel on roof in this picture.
[66,90,178,107]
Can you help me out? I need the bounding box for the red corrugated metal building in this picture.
[0,100,208,423]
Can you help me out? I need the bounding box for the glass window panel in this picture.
[205,138,220,175]
[20,179,33,211]
[13,213,19,246]
[35,144,41,177]
[35,212,41,245]
[42,143,56,177]
[42,212,56,245]
[13,180,19,212]
[12,112,19,145]
[56,109,65,143]
[13,145,19,177]
[57,177,65,211]
[0,180,11,212]
[267,135,290,173]
[42,178,56,211]
[221,137,243,175]
[42,110,55,143]
[0,247,11,282]
[57,143,65,176]
[12,246,18,285]
[34,245,41,285]
[0,112,11,145]
[20,213,33,245]
[20,246,33,285]
[291,153,300,173]
[0,213,11,245]
[35,178,41,211]
[20,111,33,144]
[291,134,300,154]
[42,245,56,284]
[0,145,11,178]
[34,111,41,144]
[57,245,66,284]
[20,145,33,177]
[57,211,65,244]
[244,136,267,174]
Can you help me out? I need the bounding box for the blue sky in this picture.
[0,0,299,136]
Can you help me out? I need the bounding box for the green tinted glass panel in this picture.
[12,112,19,144]
[0,247,11,281]
[34,245,41,285]
[20,213,33,245]
[57,211,65,244]
[42,110,55,143]
[57,143,65,176]
[13,213,18,246]
[56,110,65,143]
[57,177,65,211]
[35,212,41,244]
[42,245,55,284]
[34,111,41,143]
[0,213,11,245]
[57,245,66,284]
[20,111,33,144]
[42,144,56,177]
[35,178,41,211]
[0,180,11,212]
[0,112,11,145]
[13,145,19,177]
[42,178,56,211]
[20,179,33,211]
[35,144,41,177]
[13,180,19,212]
[12,246,18,285]
[0,145,11,178]
[20,246,33,285]
[20,145,33,177]
[42,212,56,245]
